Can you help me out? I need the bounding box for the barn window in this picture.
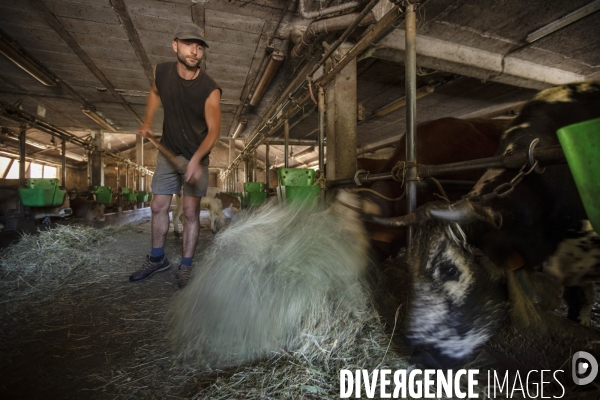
[30,163,43,178]
[0,156,11,178]
[28,163,57,179]
[43,165,57,178]
[5,160,20,179]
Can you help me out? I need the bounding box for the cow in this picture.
[68,194,106,222]
[388,81,600,368]
[214,191,241,211]
[358,117,508,262]
[29,193,73,220]
[171,190,228,235]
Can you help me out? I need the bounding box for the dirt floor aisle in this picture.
[0,218,215,399]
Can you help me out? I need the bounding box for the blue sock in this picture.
[150,247,165,261]
[181,257,193,267]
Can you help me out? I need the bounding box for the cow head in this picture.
[370,200,516,368]
[86,202,105,222]
[405,216,510,369]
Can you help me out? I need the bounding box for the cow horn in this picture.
[426,199,497,226]
[367,213,417,227]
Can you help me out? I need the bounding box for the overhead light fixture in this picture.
[374,84,435,117]
[0,32,56,86]
[82,107,117,132]
[249,51,285,107]
[0,130,86,161]
[231,119,248,139]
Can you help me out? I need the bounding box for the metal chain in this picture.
[468,138,546,203]
[469,160,540,203]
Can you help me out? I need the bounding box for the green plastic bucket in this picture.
[244,182,265,193]
[557,117,600,234]
[285,185,321,206]
[136,191,149,203]
[93,185,113,205]
[18,178,64,207]
[279,168,316,186]
[247,191,267,207]
[121,188,137,202]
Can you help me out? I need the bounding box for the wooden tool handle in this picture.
[145,134,188,171]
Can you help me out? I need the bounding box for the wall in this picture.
[65,165,88,190]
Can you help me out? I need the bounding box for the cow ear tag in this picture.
[504,251,525,271]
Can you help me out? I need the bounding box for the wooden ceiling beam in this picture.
[28,0,143,125]
[109,0,154,86]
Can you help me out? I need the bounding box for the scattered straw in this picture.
[0,225,139,311]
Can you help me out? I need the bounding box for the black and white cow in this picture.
[390,81,600,368]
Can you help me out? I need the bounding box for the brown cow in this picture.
[69,195,105,222]
[360,117,508,261]
[214,192,241,211]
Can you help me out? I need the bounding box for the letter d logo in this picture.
[572,351,598,385]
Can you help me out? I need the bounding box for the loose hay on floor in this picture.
[168,192,376,368]
[0,225,140,310]
[0,220,417,399]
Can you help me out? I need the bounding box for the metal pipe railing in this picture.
[318,86,325,172]
[0,101,152,176]
[405,3,417,243]
[61,139,67,186]
[328,145,567,187]
[222,4,406,180]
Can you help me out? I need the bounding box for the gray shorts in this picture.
[152,152,208,197]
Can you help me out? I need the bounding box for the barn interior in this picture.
[1,0,599,398]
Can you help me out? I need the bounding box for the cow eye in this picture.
[439,265,458,279]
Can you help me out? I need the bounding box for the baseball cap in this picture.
[174,23,209,48]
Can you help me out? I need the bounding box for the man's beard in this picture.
[177,52,200,69]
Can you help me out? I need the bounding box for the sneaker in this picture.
[129,255,171,282]
[176,265,192,289]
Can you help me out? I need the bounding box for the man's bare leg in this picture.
[176,195,201,288]
[129,194,173,282]
[151,194,173,248]
[181,195,201,259]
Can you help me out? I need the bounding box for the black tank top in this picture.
[155,62,221,163]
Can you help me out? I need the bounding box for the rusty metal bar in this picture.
[61,138,66,187]
[405,3,417,244]
[318,86,325,173]
[252,150,257,182]
[117,163,121,189]
[284,119,290,168]
[265,143,270,189]
[18,126,26,187]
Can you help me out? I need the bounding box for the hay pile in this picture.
[169,192,376,368]
[190,302,410,399]
[0,225,135,310]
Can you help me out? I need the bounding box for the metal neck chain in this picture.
[468,138,546,203]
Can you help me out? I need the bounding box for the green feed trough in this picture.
[18,178,65,207]
[557,117,600,234]
[93,186,113,205]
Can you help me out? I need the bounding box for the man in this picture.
[129,23,221,288]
